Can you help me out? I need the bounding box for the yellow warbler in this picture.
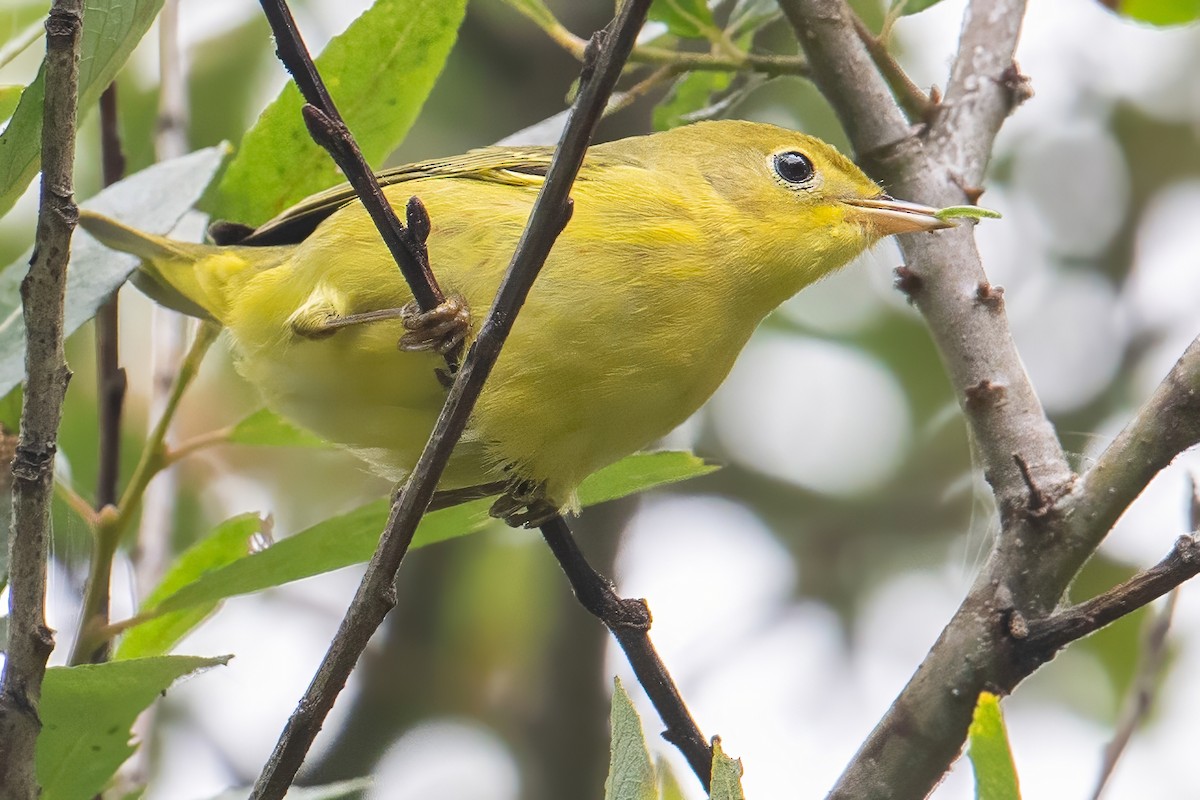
[79,120,951,524]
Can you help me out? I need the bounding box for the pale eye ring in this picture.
[773,151,815,184]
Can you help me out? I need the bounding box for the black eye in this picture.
[773,151,815,184]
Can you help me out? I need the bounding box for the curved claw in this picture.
[399,294,471,354]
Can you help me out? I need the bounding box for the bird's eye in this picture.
[773,151,815,185]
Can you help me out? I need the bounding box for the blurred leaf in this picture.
[115,514,264,660]
[889,0,948,15]
[0,145,228,397]
[228,408,329,448]
[0,85,22,122]
[728,0,781,37]
[605,678,657,800]
[147,451,716,615]
[0,0,166,216]
[1069,553,1145,715]
[968,692,1021,800]
[653,70,733,131]
[203,778,372,800]
[709,739,745,800]
[499,0,561,30]
[37,655,230,800]
[0,616,7,653]
[657,759,686,800]
[211,0,467,224]
[0,1,46,50]
[1102,0,1200,25]
[650,0,719,39]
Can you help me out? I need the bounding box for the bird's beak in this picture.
[842,194,955,236]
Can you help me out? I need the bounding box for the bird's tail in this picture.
[78,210,268,324]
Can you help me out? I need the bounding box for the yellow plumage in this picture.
[78,120,949,518]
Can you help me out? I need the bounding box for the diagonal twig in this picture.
[256,0,444,313]
[248,2,653,797]
[540,517,712,786]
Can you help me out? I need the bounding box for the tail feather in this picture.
[78,210,257,323]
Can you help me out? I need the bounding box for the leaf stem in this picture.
[67,323,218,663]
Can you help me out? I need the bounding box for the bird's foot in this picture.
[489,481,560,529]
[399,294,471,355]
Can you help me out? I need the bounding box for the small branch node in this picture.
[1007,608,1029,640]
[950,172,986,205]
[405,197,431,245]
[1013,453,1051,516]
[893,265,924,299]
[12,442,57,484]
[974,281,1005,311]
[963,379,1006,412]
[997,61,1034,110]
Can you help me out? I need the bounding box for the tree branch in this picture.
[1020,534,1200,656]
[0,2,83,797]
[540,517,712,787]
[256,0,444,314]
[248,3,653,797]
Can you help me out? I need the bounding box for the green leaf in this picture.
[211,0,467,224]
[968,692,1021,800]
[576,450,718,507]
[653,70,733,132]
[228,408,330,448]
[0,0,167,217]
[935,205,1002,221]
[0,145,229,397]
[650,0,720,40]
[658,759,687,800]
[709,738,745,800]
[37,655,229,800]
[115,514,265,660]
[0,85,23,123]
[604,678,657,800]
[1106,0,1200,25]
[499,0,561,30]
[146,451,716,615]
[889,0,949,16]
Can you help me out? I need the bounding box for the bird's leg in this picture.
[399,293,471,355]
[489,479,560,529]
[288,293,471,357]
[291,306,410,339]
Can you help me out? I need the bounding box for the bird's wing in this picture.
[223,146,617,247]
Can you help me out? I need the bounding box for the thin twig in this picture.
[540,517,712,787]
[1021,535,1200,655]
[531,14,808,77]
[849,13,932,123]
[0,3,83,797]
[1089,590,1178,800]
[95,82,127,513]
[256,0,443,314]
[248,3,653,797]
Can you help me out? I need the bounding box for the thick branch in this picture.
[248,4,653,797]
[775,2,1092,798]
[0,2,82,797]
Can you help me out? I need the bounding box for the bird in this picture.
[79,119,954,526]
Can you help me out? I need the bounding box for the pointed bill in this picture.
[843,195,955,236]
